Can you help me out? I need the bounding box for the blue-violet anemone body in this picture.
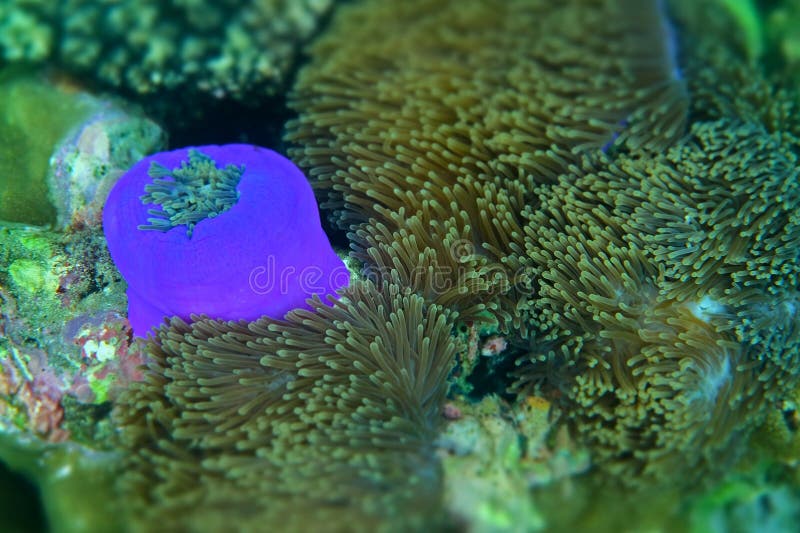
[103,144,348,336]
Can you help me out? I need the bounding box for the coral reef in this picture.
[114,280,456,531]
[0,0,334,100]
[3,0,798,530]
[102,144,349,336]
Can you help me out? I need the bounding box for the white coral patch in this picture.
[687,295,725,323]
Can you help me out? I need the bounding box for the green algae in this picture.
[0,223,124,334]
[0,224,66,325]
[9,258,59,295]
[86,363,116,404]
[0,69,95,225]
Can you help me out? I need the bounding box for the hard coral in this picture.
[62,0,332,100]
[1,0,333,100]
[102,144,348,336]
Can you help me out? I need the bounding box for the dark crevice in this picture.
[0,460,47,533]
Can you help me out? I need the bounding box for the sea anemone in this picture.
[512,115,800,483]
[285,0,688,334]
[102,144,349,337]
[110,2,800,526]
[114,279,458,530]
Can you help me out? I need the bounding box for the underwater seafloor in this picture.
[1,0,800,532]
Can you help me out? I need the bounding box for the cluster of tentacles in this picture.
[113,0,800,529]
[116,280,458,531]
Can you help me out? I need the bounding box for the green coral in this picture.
[0,69,95,225]
[1,0,334,100]
[0,428,122,533]
[0,1,53,63]
[0,0,795,530]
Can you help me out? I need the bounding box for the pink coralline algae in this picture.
[480,336,508,357]
[102,144,349,337]
[0,308,147,441]
[0,265,146,441]
[0,345,68,442]
[67,311,147,404]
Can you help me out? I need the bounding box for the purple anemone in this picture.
[102,144,349,337]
